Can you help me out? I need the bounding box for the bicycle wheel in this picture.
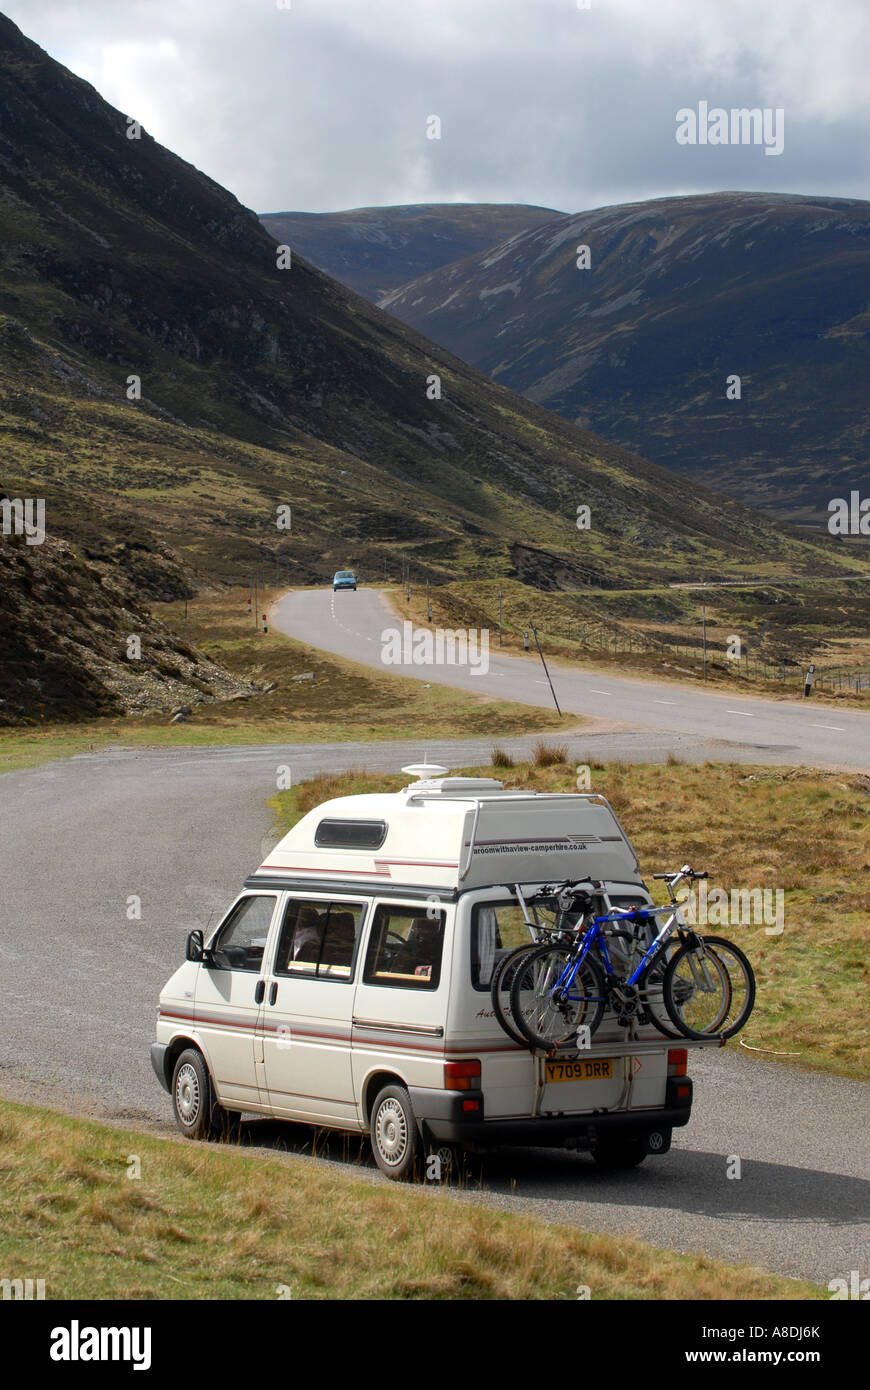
[490,943,540,1045]
[694,935,756,1038]
[662,937,733,1039]
[509,945,605,1051]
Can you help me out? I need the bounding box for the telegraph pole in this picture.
[702,605,707,682]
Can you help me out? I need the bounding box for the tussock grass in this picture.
[273,762,869,1080]
[0,1098,821,1301]
[532,740,569,767]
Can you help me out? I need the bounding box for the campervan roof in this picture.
[253,767,642,893]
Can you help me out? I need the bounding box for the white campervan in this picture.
[151,765,714,1179]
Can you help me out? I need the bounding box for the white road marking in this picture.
[654,700,675,705]
[811,722,845,731]
[726,710,754,717]
[590,689,612,695]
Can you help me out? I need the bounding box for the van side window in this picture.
[363,905,445,990]
[210,895,276,972]
[275,899,366,981]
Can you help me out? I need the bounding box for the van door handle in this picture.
[269,982,278,1006]
[254,979,265,1004]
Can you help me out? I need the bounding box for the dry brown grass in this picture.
[0,1098,821,1301]
[532,740,569,767]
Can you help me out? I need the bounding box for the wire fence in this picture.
[403,582,870,695]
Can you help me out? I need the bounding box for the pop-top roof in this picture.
[253,767,642,892]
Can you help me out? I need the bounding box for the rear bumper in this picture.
[409,1078,692,1149]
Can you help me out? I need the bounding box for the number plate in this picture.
[545,1058,613,1083]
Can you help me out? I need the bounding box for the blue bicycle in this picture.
[509,867,755,1049]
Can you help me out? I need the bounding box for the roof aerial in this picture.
[400,762,450,782]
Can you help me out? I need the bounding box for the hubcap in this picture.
[375,1098,407,1166]
[175,1063,200,1125]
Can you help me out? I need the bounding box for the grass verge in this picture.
[271,761,870,1081]
[0,1097,821,1300]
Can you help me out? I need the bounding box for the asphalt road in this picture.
[1,740,867,1285]
[272,588,870,772]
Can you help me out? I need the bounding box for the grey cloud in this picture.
[3,0,868,214]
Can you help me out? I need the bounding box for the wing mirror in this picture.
[185,929,204,962]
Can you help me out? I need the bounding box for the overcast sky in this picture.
[5,0,869,215]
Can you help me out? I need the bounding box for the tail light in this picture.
[444,1060,481,1091]
[667,1048,688,1077]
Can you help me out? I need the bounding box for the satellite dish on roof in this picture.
[401,762,449,781]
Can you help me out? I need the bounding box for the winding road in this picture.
[272,588,870,771]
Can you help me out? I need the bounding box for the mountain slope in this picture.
[379,192,870,521]
[0,11,860,629]
[0,487,256,723]
[258,204,564,301]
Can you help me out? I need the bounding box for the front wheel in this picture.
[689,935,756,1038]
[171,1048,241,1141]
[370,1084,422,1181]
[662,938,736,1038]
[509,945,605,1051]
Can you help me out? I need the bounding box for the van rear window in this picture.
[314,819,387,849]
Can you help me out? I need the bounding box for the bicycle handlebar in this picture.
[653,866,709,882]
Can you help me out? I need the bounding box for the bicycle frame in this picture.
[547,902,706,1002]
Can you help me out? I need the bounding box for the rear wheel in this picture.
[370,1084,421,1181]
[490,943,540,1044]
[510,945,605,1051]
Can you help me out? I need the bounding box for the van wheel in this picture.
[370,1084,421,1181]
[591,1137,646,1170]
[171,1048,241,1142]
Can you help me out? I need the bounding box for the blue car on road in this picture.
[333,570,357,591]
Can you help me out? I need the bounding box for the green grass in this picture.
[0,1097,822,1301]
[272,762,870,1081]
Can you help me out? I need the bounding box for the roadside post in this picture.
[702,605,707,682]
[531,624,562,716]
[804,663,815,697]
